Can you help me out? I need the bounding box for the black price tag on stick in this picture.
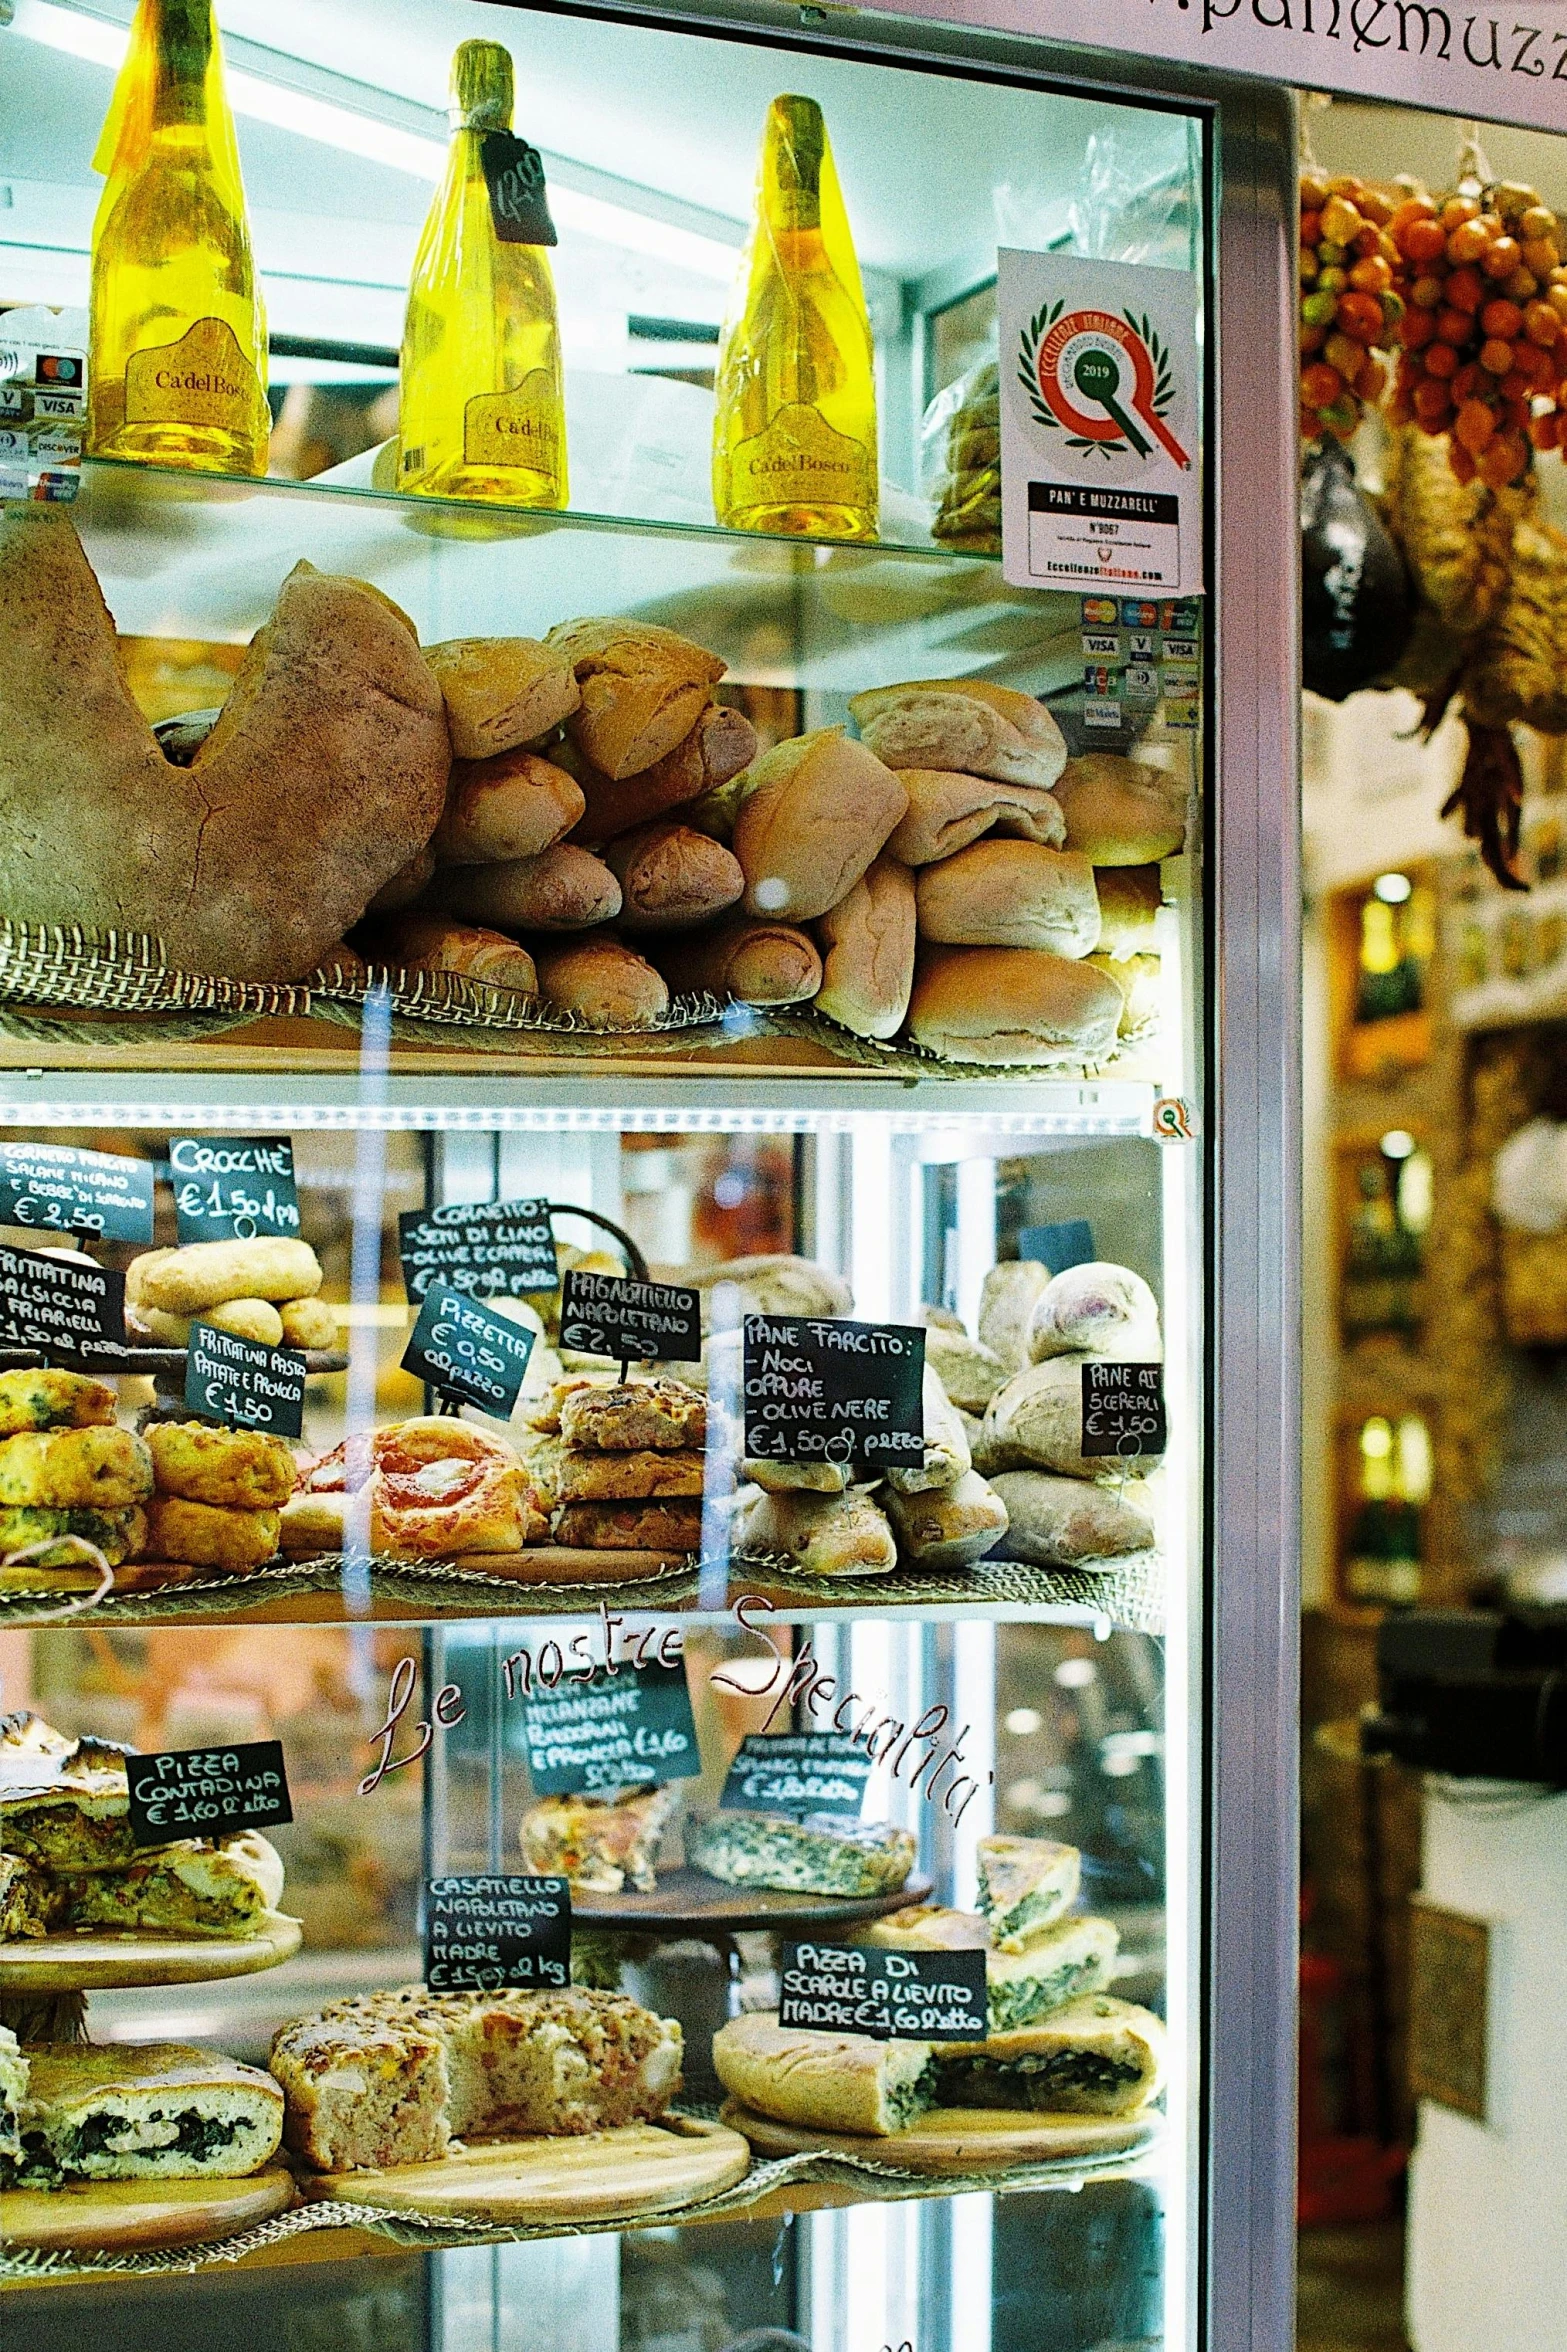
[1079,1362,1167,1459]
[398,1199,557,1302]
[425,1874,571,1993]
[778,1941,989,2043]
[127,1740,293,1848]
[521,1662,701,1795]
[402,1283,535,1417]
[186,1322,307,1440]
[0,1142,153,1242]
[559,1270,701,1368]
[721,1733,872,1822]
[742,1314,926,1470]
[170,1137,300,1242]
[0,1245,125,1361]
[479,132,558,246]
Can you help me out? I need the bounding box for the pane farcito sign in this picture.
[742,1313,925,1471]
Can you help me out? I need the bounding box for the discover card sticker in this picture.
[779,1941,988,2042]
[1000,249,1201,596]
[425,1875,571,1993]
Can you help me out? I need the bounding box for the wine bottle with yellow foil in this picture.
[713,94,877,541]
[398,40,567,509]
[87,0,268,476]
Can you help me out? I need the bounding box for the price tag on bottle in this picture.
[742,1314,925,1470]
[127,1740,293,1848]
[424,1875,572,1993]
[402,1281,535,1417]
[479,132,558,246]
[520,1661,701,1795]
[0,1244,126,1361]
[1079,1362,1167,1458]
[398,1199,557,1302]
[186,1322,307,1440]
[559,1270,701,1368]
[169,1137,300,1242]
[778,1941,988,2043]
[720,1732,871,1822]
[0,1142,153,1242]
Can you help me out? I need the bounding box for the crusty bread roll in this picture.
[907,947,1123,1066]
[886,769,1067,864]
[657,916,822,1006]
[362,913,538,997]
[1095,866,1163,957]
[733,730,908,922]
[604,822,744,932]
[545,618,724,780]
[424,637,579,760]
[1027,1263,1162,1364]
[1052,756,1187,865]
[744,1459,849,1494]
[567,705,758,848]
[1089,950,1161,1042]
[365,844,436,915]
[140,1298,284,1347]
[814,855,915,1040]
[915,841,1100,957]
[884,1467,1009,1567]
[849,679,1067,790]
[279,1296,339,1351]
[737,1483,899,1575]
[982,1357,1165,1480]
[684,1253,852,1326]
[979,1262,1050,1371]
[433,845,620,931]
[887,1363,971,1494]
[434,751,585,865]
[534,935,669,1028]
[988,1469,1155,1565]
[920,1321,1008,1411]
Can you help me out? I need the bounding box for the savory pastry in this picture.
[557,1447,705,1501]
[688,1811,915,1897]
[885,768,1066,865]
[849,679,1067,791]
[146,1421,298,1510]
[56,1831,285,1939]
[0,1425,153,1512]
[814,854,916,1040]
[304,1418,544,1557]
[978,1262,1051,1372]
[558,1379,705,1452]
[0,1712,133,1867]
[142,1497,282,1573]
[15,2042,284,2183]
[278,1296,339,1351]
[0,1850,58,1938]
[518,1784,682,1894]
[735,1484,898,1577]
[712,2012,933,2136]
[850,1902,987,1953]
[1025,1263,1162,1364]
[423,636,580,761]
[984,1915,1119,2032]
[137,1298,286,1348]
[1050,754,1187,865]
[0,2024,25,2164]
[552,1501,704,1552]
[273,1986,683,2169]
[546,617,725,780]
[883,1468,1008,1567]
[906,946,1125,1067]
[0,1504,147,1567]
[434,749,585,864]
[732,730,908,922]
[987,1470,1156,1568]
[933,1995,1166,2117]
[130,1238,323,1316]
[975,1834,1081,1952]
[0,1369,116,1437]
[278,1490,347,1556]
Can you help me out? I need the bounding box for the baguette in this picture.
[604,822,744,932]
[1052,756,1187,865]
[656,915,822,1006]
[906,947,1123,1066]
[434,750,585,864]
[814,855,915,1039]
[915,840,1100,956]
[362,914,538,996]
[546,618,725,779]
[849,679,1067,789]
[887,768,1066,864]
[567,705,758,847]
[425,637,580,760]
[534,935,669,1028]
[733,730,908,922]
[433,845,620,931]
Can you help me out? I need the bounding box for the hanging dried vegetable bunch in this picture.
[1299,171,1401,442]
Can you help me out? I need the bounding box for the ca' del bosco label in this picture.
[999,250,1202,598]
[463,370,562,470]
[729,401,875,510]
[124,317,263,434]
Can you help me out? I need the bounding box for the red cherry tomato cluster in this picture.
[1299,175,1401,441]
[1390,182,1567,487]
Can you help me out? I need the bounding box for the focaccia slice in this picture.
[17,2041,283,2183]
[271,2010,451,2172]
[688,1810,915,1898]
[552,1501,703,1552]
[557,1447,705,1502]
[558,1379,706,1452]
[975,1833,1081,1951]
[518,1784,681,1893]
[712,2011,933,2136]
[933,1994,1165,2118]
[56,1831,285,1938]
[849,1902,987,1952]
[0,1709,134,1868]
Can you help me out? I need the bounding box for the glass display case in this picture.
[0,5,1299,2350]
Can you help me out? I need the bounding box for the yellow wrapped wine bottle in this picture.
[398,39,568,509]
[713,94,877,541]
[87,0,268,475]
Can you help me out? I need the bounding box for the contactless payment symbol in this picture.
[1020,305,1190,469]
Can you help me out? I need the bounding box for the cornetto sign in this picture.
[868,0,1567,132]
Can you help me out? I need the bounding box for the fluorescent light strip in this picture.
[13,0,740,279]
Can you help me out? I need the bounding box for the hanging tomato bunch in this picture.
[1390,181,1567,488]
[1299,173,1402,442]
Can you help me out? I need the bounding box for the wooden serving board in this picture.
[0,1911,302,1992]
[720,2100,1157,2176]
[574,1869,933,1935]
[314,2116,751,2224]
[0,2165,294,2253]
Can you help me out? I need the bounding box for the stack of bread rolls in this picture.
[126,1239,336,1353]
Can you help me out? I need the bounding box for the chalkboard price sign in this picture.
[402,1283,535,1417]
[521,1662,701,1796]
[127,1740,293,1849]
[170,1136,300,1243]
[742,1314,925,1470]
[186,1322,307,1440]
[0,1245,125,1361]
[778,1941,988,2043]
[720,1732,872,1822]
[398,1199,558,1302]
[558,1270,701,1368]
[1079,1361,1167,1459]
[0,1141,154,1242]
[425,1875,572,1993]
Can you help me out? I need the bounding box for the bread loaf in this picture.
[1026,1263,1161,1364]
[979,1262,1050,1371]
[366,845,436,914]
[434,751,585,865]
[1095,866,1163,957]
[814,855,916,1040]
[1052,756,1187,865]
[546,618,724,779]
[0,511,452,983]
[886,1364,971,1494]
[920,1321,1008,1411]
[987,1469,1155,1565]
[886,769,1066,865]
[915,841,1100,956]
[907,947,1123,1066]
[884,1468,1009,1567]
[363,914,538,997]
[657,916,822,1006]
[567,706,758,848]
[433,845,620,931]
[982,1357,1164,1480]
[737,1484,899,1575]
[424,638,580,760]
[733,731,908,922]
[1090,950,1161,1042]
[604,822,744,932]
[849,680,1067,790]
[534,936,669,1028]
[686,1253,852,1326]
